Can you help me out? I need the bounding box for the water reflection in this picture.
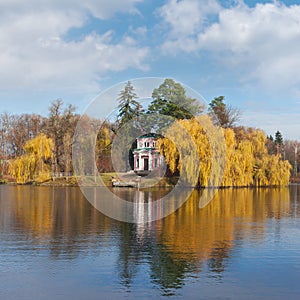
[0,185,298,297]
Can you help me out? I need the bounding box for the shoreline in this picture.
[1,176,299,188]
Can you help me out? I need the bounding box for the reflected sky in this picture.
[0,185,300,299]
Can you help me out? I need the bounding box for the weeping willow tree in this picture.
[158,116,225,187]
[9,134,54,184]
[158,117,291,187]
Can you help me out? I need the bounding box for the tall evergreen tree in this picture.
[275,130,283,145]
[274,130,284,155]
[117,81,142,128]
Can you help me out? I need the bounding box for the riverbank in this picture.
[2,173,299,187]
[290,176,300,183]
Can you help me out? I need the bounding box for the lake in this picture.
[0,185,300,299]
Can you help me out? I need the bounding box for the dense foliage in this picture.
[9,134,54,183]
[1,79,295,186]
[148,78,203,119]
[158,117,291,187]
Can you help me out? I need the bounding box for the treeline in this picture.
[0,99,79,182]
[0,78,298,185]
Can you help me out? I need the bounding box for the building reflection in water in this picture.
[0,185,296,295]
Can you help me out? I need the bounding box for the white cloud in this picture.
[0,0,142,19]
[0,0,148,93]
[160,1,300,92]
[158,0,221,52]
[199,2,300,88]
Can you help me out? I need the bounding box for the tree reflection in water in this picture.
[0,185,294,296]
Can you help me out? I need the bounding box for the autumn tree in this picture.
[158,118,291,187]
[46,99,78,176]
[283,140,299,176]
[96,121,115,172]
[266,135,277,155]
[0,113,45,159]
[0,113,12,160]
[9,134,54,183]
[209,96,240,128]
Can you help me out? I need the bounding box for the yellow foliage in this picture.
[9,134,54,184]
[158,116,291,187]
[97,126,112,152]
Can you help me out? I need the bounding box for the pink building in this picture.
[133,133,164,175]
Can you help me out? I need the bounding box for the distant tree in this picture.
[274,130,284,155]
[46,99,78,175]
[96,121,115,172]
[0,113,45,159]
[9,134,54,184]
[117,81,142,129]
[283,140,299,170]
[208,96,240,128]
[275,131,283,145]
[148,78,203,119]
[266,134,276,155]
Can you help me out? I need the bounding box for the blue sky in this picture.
[0,0,300,139]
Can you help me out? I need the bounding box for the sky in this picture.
[1,0,300,140]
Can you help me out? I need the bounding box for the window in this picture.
[136,158,139,168]
[153,141,156,147]
[154,158,158,168]
[144,141,150,147]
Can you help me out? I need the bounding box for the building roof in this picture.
[133,148,160,152]
[137,133,163,139]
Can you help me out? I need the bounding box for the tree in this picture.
[96,121,114,172]
[274,130,283,155]
[0,113,46,159]
[158,120,291,187]
[9,134,54,183]
[208,96,240,128]
[148,78,203,119]
[266,135,276,155]
[117,81,142,129]
[275,130,283,145]
[46,99,78,175]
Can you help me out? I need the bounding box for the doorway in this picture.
[144,158,149,171]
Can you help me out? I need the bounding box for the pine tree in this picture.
[117,81,142,128]
[275,131,283,145]
[274,130,283,155]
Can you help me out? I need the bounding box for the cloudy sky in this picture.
[1,0,300,139]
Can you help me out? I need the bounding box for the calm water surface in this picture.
[0,185,300,299]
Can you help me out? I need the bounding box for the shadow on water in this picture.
[0,185,299,297]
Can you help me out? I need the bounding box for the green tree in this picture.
[148,78,203,119]
[274,130,283,155]
[117,81,142,128]
[275,130,283,145]
[209,96,240,128]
